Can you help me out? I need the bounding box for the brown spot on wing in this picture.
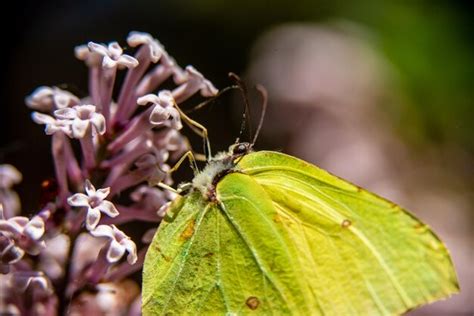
[180,220,195,240]
[273,213,282,223]
[246,296,260,310]
[154,245,171,262]
[341,219,352,228]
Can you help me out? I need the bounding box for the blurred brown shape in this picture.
[246,22,473,315]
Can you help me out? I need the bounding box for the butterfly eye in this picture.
[233,143,250,155]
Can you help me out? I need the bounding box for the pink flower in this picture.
[54,105,106,138]
[0,207,48,274]
[137,91,182,130]
[31,112,72,136]
[67,180,119,230]
[127,31,165,63]
[172,65,218,102]
[90,225,137,264]
[0,234,24,273]
[25,86,79,111]
[11,271,53,294]
[88,42,139,69]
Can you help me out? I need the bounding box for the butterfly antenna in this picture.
[185,85,239,114]
[251,84,268,147]
[228,73,253,144]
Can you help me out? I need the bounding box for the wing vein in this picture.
[259,178,414,308]
[159,204,212,314]
[218,196,294,310]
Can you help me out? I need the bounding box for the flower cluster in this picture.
[1,31,217,314]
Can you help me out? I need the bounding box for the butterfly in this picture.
[142,78,458,315]
[142,139,458,315]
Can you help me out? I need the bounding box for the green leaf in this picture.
[142,150,458,315]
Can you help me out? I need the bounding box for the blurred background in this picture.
[1,0,472,314]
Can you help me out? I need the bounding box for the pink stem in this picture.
[101,137,150,169]
[89,66,101,106]
[103,162,129,188]
[63,137,83,190]
[100,68,117,131]
[107,107,154,154]
[102,137,154,188]
[136,64,175,97]
[79,127,96,172]
[112,47,151,125]
[85,246,111,284]
[172,82,200,104]
[51,133,69,205]
[109,171,149,196]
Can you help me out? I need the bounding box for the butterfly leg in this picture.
[172,103,212,160]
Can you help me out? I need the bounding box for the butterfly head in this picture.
[229,142,252,160]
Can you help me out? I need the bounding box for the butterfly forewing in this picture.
[144,172,315,315]
[237,151,459,315]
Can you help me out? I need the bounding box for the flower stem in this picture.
[79,128,96,172]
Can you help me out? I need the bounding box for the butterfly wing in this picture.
[236,151,459,315]
[143,173,313,315]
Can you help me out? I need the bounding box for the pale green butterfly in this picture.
[142,85,458,315]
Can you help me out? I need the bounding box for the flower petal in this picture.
[29,276,50,291]
[99,200,119,218]
[90,224,114,238]
[25,86,54,111]
[106,240,125,263]
[0,220,22,235]
[31,112,55,125]
[90,113,106,135]
[149,106,169,125]
[123,239,137,264]
[53,88,79,109]
[67,193,90,207]
[158,90,175,108]
[137,94,160,106]
[127,31,165,63]
[102,56,117,69]
[71,119,89,138]
[108,42,123,57]
[54,108,77,120]
[167,107,182,130]
[75,104,96,116]
[84,179,96,196]
[23,216,45,241]
[11,216,29,225]
[117,55,139,69]
[1,243,25,264]
[75,44,102,67]
[88,42,109,56]
[95,187,110,201]
[86,207,101,230]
